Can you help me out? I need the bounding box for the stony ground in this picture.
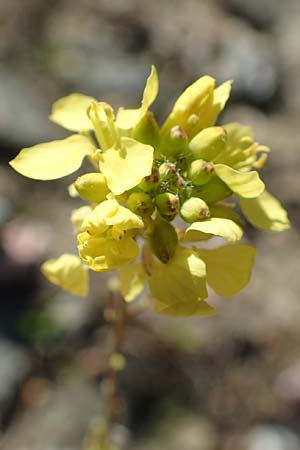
[0,1,300,449]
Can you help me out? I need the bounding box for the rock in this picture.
[245,425,300,450]
[211,19,280,107]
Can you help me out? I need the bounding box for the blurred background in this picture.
[1,0,300,449]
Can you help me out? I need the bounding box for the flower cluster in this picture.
[10,66,290,316]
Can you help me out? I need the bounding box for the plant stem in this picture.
[103,292,128,447]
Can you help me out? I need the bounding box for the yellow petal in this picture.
[184,217,243,243]
[9,135,95,180]
[78,232,139,271]
[99,137,154,195]
[239,190,291,231]
[81,199,144,235]
[198,244,256,298]
[71,205,93,232]
[205,80,232,127]
[41,254,89,297]
[141,65,159,115]
[119,263,147,302]
[149,247,211,317]
[214,163,265,198]
[49,93,95,132]
[116,65,159,130]
[161,75,215,138]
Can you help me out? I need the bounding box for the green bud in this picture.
[180,197,210,223]
[126,192,154,217]
[74,173,110,203]
[159,125,188,158]
[188,159,214,186]
[138,167,159,192]
[133,111,159,147]
[189,126,226,161]
[158,161,176,178]
[171,175,186,190]
[155,192,180,220]
[149,216,178,263]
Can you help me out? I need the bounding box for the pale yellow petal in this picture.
[214,163,265,198]
[149,247,209,317]
[206,80,232,126]
[141,65,159,115]
[116,65,159,130]
[9,135,95,180]
[71,205,93,232]
[49,93,95,131]
[161,75,215,137]
[119,263,147,302]
[184,217,243,243]
[41,254,89,297]
[198,244,256,297]
[81,199,143,235]
[239,190,290,231]
[99,137,154,195]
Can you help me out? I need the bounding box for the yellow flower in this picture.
[41,254,89,297]
[77,199,144,271]
[87,101,155,195]
[161,76,232,139]
[78,232,140,272]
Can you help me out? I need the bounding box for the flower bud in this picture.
[180,197,210,223]
[159,125,188,158]
[138,167,159,192]
[133,111,159,147]
[74,173,110,203]
[189,126,226,161]
[149,216,178,263]
[126,192,154,217]
[188,159,214,186]
[155,193,180,220]
[158,161,177,178]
